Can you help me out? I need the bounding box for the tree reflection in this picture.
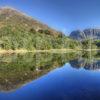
[0,51,100,91]
[0,52,77,91]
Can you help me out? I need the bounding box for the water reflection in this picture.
[70,51,100,70]
[0,51,100,92]
[0,52,78,91]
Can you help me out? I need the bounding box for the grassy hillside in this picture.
[0,7,81,50]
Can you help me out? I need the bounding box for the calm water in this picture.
[0,51,100,100]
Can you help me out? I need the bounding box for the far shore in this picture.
[0,49,77,54]
[0,49,99,54]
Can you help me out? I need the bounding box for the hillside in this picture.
[0,7,80,50]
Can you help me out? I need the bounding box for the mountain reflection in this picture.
[0,52,77,91]
[70,51,100,70]
[0,51,100,92]
[70,58,100,70]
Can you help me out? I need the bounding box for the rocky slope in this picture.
[70,28,100,41]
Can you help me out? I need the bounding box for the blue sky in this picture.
[0,0,100,35]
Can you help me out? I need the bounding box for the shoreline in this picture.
[0,49,77,54]
[0,49,99,54]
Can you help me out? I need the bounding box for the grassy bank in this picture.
[0,49,99,54]
[0,49,81,54]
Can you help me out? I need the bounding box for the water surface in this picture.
[0,51,100,100]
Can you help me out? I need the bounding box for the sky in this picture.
[0,0,100,35]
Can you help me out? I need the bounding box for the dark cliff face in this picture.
[70,30,85,40]
[70,28,100,41]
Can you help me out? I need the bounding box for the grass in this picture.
[0,48,99,54]
[0,49,80,54]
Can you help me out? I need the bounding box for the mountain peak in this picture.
[0,6,21,15]
[0,6,17,10]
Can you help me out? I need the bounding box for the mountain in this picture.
[0,7,80,50]
[0,7,60,36]
[70,28,100,41]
